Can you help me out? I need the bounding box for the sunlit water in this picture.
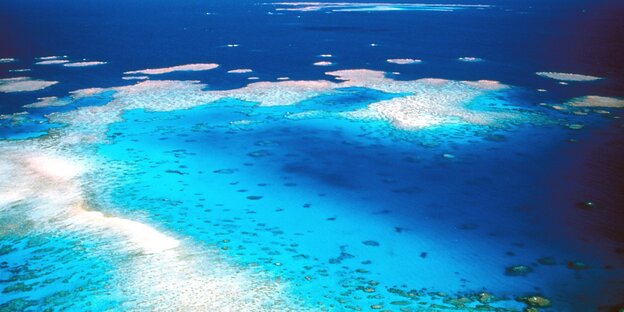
[1,1,623,311]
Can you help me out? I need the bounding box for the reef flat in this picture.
[1,0,623,310]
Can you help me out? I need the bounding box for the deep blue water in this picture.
[1,1,623,311]
[1,0,623,113]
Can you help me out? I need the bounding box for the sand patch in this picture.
[124,63,219,75]
[536,72,602,82]
[458,57,483,62]
[228,68,254,74]
[24,96,71,108]
[0,145,300,310]
[313,61,334,66]
[0,77,58,93]
[387,58,422,65]
[567,96,624,108]
[36,60,70,65]
[63,61,107,67]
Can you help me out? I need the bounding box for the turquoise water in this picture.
[1,1,624,311]
[2,78,621,310]
[90,92,612,311]
[0,91,114,140]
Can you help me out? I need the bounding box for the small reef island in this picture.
[0,0,623,311]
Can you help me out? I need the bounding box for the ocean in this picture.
[1,1,623,311]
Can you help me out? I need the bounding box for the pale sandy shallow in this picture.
[36,55,66,61]
[24,96,71,108]
[386,58,422,65]
[567,95,624,108]
[0,148,178,254]
[45,68,514,136]
[124,63,219,75]
[18,59,327,309]
[0,140,304,310]
[63,61,107,67]
[325,69,512,128]
[313,61,333,66]
[30,69,515,152]
[463,79,506,90]
[338,80,509,128]
[0,111,28,122]
[70,87,107,98]
[36,59,70,65]
[6,68,516,140]
[0,77,58,93]
[273,2,492,12]
[122,76,150,80]
[0,67,546,309]
[227,68,253,74]
[536,72,602,82]
[9,68,31,73]
[215,80,335,106]
[458,57,483,62]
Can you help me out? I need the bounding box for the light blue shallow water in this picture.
[1,1,623,311]
[53,86,617,310]
[1,73,622,311]
[0,91,114,140]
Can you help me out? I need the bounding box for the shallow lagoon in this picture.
[1,0,624,311]
[91,89,620,311]
[2,77,622,310]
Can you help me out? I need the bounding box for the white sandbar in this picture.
[567,96,624,108]
[0,77,59,93]
[0,128,304,311]
[36,55,67,61]
[313,61,334,66]
[227,68,253,74]
[387,58,422,65]
[536,72,602,82]
[122,76,150,80]
[36,59,70,65]
[273,2,492,12]
[124,63,220,75]
[63,61,107,67]
[458,57,483,62]
[24,96,71,108]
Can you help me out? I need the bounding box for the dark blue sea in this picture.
[0,0,623,311]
